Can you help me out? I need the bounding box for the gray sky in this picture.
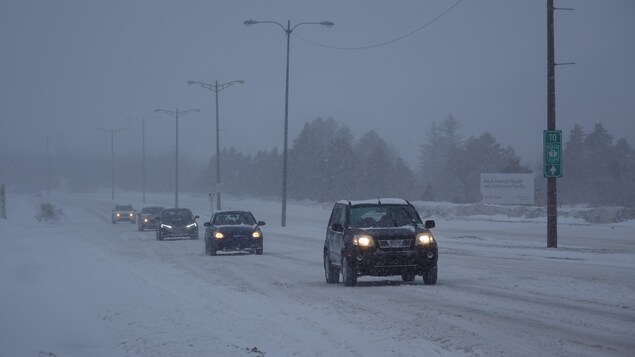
[1,0,634,169]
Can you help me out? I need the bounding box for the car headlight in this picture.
[186,223,197,228]
[116,213,120,217]
[161,223,172,229]
[129,213,133,217]
[252,231,261,238]
[353,235,374,247]
[416,233,434,245]
[144,218,149,223]
[214,231,224,239]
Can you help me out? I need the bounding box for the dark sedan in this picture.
[137,206,164,231]
[204,211,265,255]
[156,208,199,241]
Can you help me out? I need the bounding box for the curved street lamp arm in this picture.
[187,81,214,91]
[188,80,244,93]
[218,80,245,92]
[244,19,333,33]
[179,108,200,116]
[291,21,334,32]
[244,19,287,32]
[154,109,176,117]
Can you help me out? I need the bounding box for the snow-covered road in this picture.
[1,192,634,356]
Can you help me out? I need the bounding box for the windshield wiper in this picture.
[400,206,418,228]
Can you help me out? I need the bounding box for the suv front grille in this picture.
[378,239,412,249]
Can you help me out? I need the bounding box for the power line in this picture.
[293,0,464,50]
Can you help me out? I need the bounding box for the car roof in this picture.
[335,198,410,206]
[214,210,253,215]
[163,208,191,212]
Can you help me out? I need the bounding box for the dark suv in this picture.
[323,198,438,286]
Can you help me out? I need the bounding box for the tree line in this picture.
[2,116,633,207]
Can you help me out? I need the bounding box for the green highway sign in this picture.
[544,130,562,178]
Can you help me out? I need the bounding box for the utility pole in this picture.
[547,0,557,248]
[546,0,573,248]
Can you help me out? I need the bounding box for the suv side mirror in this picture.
[194,215,200,219]
[331,223,344,232]
[257,221,266,226]
[204,222,211,227]
[424,220,436,229]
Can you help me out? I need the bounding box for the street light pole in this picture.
[244,19,333,227]
[127,116,161,204]
[154,108,199,208]
[187,79,244,211]
[142,117,146,203]
[97,127,127,201]
[37,135,60,196]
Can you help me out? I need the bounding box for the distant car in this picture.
[137,206,164,231]
[323,198,438,286]
[204,211,265,256]
[156,208,199,240]
[112,204,136,224]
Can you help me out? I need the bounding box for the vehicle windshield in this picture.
[116,205,133,211]
[213,212,256,225]
[349,205,420,228]
[162,209,193,220]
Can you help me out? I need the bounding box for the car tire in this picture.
[209,244,217,256]
[324,249,340,284]
[342,255,357,287]
[191,234,199,240]
[255,243,263,255]
[401,273,416,282]
[423,264,438,285]
[157,232,163,241]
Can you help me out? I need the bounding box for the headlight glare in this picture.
[214,231,224,239]
[416,233,434,245]
[252,231,261,238]
[186,223,197,228]
[161,223,172,229]
[354,235,374,247]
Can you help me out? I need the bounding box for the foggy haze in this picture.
[1,0,634,168]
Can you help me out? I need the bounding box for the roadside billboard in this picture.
[480,173,534,205]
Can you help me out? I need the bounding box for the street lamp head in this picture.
[321,21,334,28]
[244,19,257,26]
[186,81,196,85]
[237,80,245,84]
